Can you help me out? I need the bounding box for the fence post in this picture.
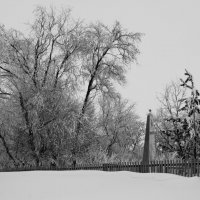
[189,159,192,177]
[149,161,152,173]
[103,164,108,171]
[128,162,131,172]
[157,160,159,173]
[195,159,197,176]
[183,159,186,177]
[133,162,136,172]
[137,161,139,173]
[160,160,163,173]
[125,162,128,171]
[135,162,137,172]
[171,160,174,174]
[176,159,179,175]
[164,160,167,173]
[174,160,177,175]
[152,160,155,173]
[157,160,160,173]
[140,161,143,173]
[192,160,195,176]
[179,159,183,176]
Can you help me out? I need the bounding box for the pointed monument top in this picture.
[148,109,152,116]
[148,109,154,122]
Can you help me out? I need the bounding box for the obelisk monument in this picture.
[142,110,156,164]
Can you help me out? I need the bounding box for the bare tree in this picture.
[157,81,186,119]
[80,22,141,115]
[97,95,144,161]
[155,80,188,159]
[0,6,83,167]
[74,22,141,156]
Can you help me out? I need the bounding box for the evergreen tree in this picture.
[158,70,200,160]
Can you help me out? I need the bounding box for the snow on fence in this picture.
[1,159,200,177]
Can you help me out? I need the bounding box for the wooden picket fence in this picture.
[1,159,200,177]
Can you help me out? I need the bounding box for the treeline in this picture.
[0,7,144,168]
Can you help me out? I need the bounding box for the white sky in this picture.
[0,0,200,120]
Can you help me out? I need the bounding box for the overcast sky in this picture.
[0,0,200,120]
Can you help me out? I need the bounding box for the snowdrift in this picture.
[0,171,199,200]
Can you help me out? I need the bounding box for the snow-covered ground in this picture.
[0,171,199,200]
